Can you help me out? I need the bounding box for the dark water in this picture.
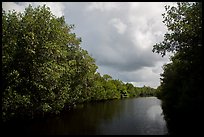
[4,97,168,135]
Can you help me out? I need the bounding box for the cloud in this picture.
[33,2,65,17]
[2,2,29,13]
[109,18,127,34]
[2,2,65,17]
[2,2,173,88]
[86,2,121,12]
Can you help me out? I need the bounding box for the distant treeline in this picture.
[2,5,157,122]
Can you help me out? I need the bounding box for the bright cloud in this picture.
[86,2,121,12]
[109,18,127,34]
[2,2,65,17]
[2,2,174,88]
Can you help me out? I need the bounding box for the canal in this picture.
[4,97,168,135]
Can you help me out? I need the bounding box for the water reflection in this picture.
[147,105,162,120]
[4,97,168,135]
[99,97,167,135]
[26,100,124,135]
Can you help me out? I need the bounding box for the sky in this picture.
[2,2,176,88]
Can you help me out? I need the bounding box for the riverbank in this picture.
[2,97,167,135]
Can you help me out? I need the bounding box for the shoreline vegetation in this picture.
[3,2,202,135]
[2,96,163,135]
[2,5,158,123]
[152,2,202,135]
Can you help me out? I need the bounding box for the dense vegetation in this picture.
[153,2,203,135]
[2,5,156,122]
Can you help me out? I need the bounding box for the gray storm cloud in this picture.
[2,2,173,88]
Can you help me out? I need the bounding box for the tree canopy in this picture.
[153,2,202,135]
[2,5,157,122]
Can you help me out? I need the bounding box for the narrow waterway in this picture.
[4,97,168,135]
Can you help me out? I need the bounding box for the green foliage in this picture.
[152,2,202,57]
[126,83,136,97]
[2,5,81,121]
[137,86,157,97]
[2,4,157,122]
[153,2,202,135]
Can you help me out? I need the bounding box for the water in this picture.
[4,97,168,135]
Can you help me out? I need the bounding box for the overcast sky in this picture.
[3,2,176,88]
